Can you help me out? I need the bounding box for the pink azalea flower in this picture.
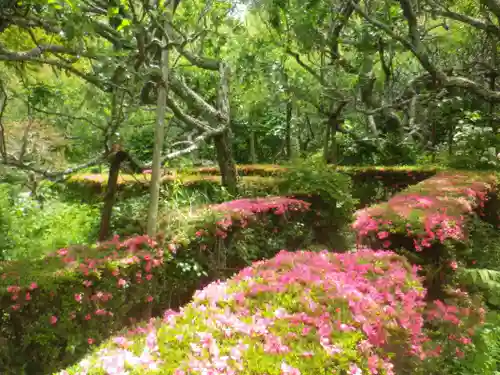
[50,315,58,325]
[281,362,301,375]
[349,364,362,375]
[377,231,389,239]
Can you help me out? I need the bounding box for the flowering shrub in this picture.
[179,197,314,278]
[58,249,459,375]
[0,196,313,374]
[352,172,499,297]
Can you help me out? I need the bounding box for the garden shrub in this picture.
[57,249,483,375]
[352,171,499,298]
[277,160,356,248]
[159,197,314,280]
[0,197,313,375]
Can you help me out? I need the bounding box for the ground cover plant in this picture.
[0,196,322,374]
[57,249,484,375]
[0,184,100,261]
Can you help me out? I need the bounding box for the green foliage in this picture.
[454,219,500,308]
[277,159,356,247]
[419,312,500,375]
[0,196,319,374]
[0,185,100,260]
[445,111,500,170]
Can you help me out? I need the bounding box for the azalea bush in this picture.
[352,172,499,298]
[161,197,313,279]
[0,196,313,374]
[58,249,483,375]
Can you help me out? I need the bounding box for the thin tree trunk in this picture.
[214,130,238,195]
[448,123,454,157]
[249,130,257,164]
[99,151,128,241]
[0,80,7,161]
[146,16,171,236]
[489,36,497,133]
[214,62,238,195]
[323,120,331,162]
[329,127,338,164]
[285,101,293,160]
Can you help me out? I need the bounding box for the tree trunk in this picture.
[249,130,257,164]
[285,101,293,160]
[0,81,7,160]
[214,129,238,195]
[489,36,497,132]
[99,151,128,241]
[146,16,171,237]
[323,120,331,162]
[215,62,238,195]
[329,126,338,164]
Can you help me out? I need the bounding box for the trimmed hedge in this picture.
[59,165,442,206]
[352,171,500,298]
[55,174,279,203]
[0,197,317,375]
[58,249,484,375]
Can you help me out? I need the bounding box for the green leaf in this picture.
[117,18,131,31]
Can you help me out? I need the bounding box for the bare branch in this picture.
[166,95,214,131]
[433,9,500,37]
[161,126,226,162]
[354,0,500,102]
[285,49,325,85]
[351,1,415,52]
[29,106,106,130]
[0,43,96,61]
[1,155,105,179]
[169,74,227,123]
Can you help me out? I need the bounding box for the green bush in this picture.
[277,159,356,248]
[0,185,100,261]
[0,197,315,374]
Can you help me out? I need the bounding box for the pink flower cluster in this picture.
[353,173,497,252]
[4,234,166,314]
[211,197,310,218]
[195,197,310,240]
[63,249,434,375]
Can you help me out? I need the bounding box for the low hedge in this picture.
[352,171,500,298]
[54,174,279,203]
[58,249,484,375]
[59,164,442,206]
[0,197,317,375]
